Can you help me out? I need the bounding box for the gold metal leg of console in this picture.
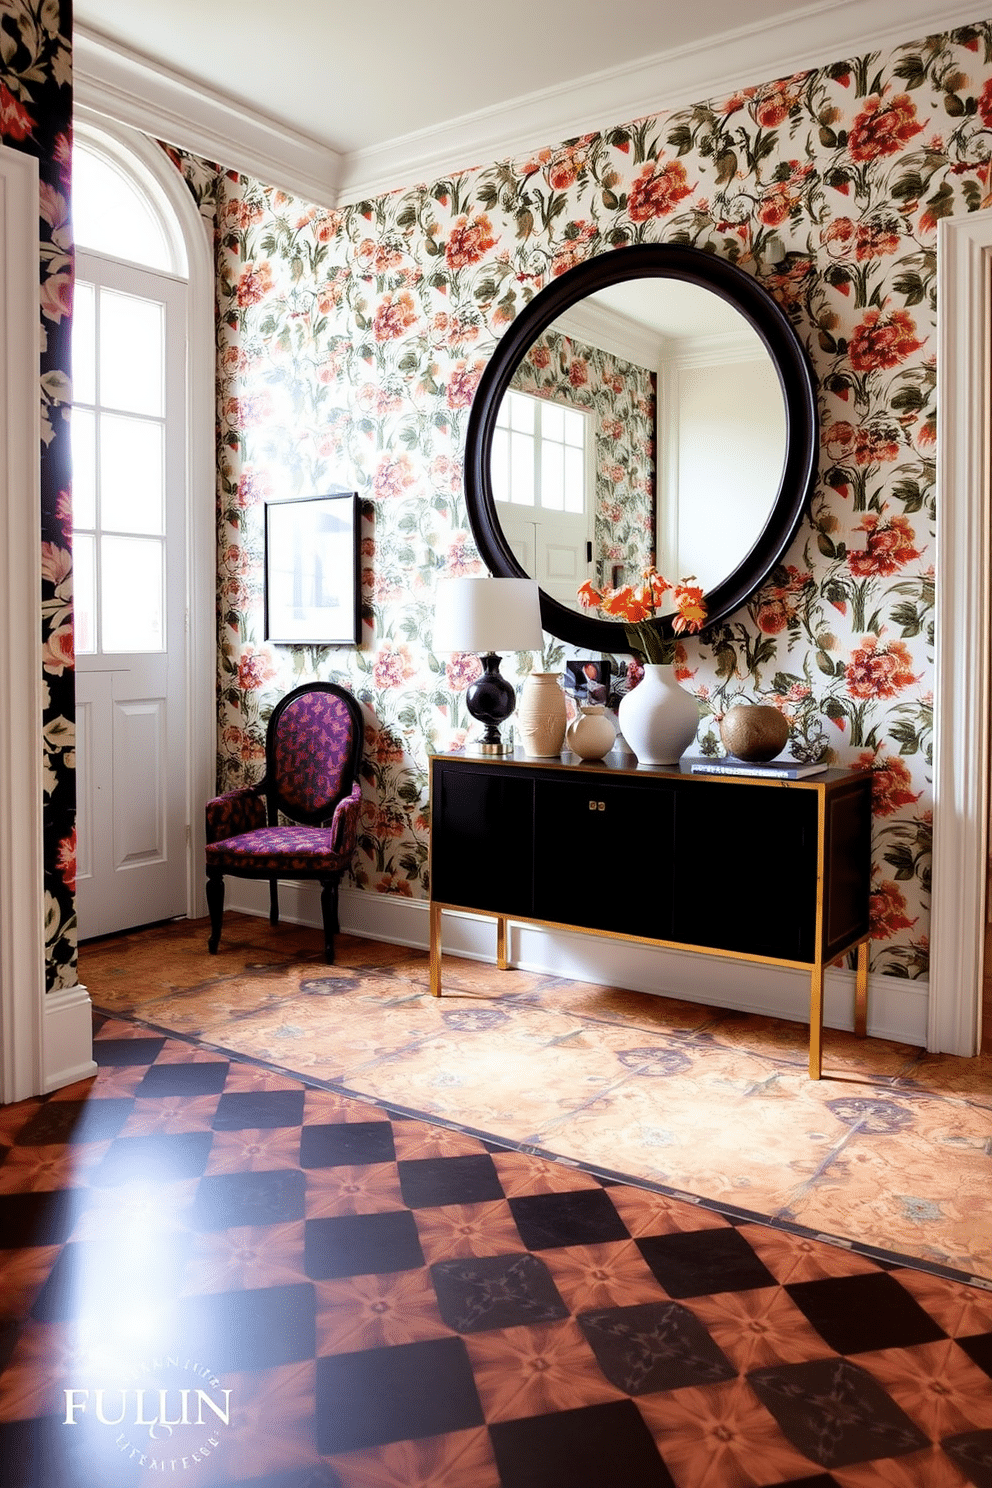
[809,961,824,1080]
[429,902,442,997]
[854,939,868,1038]
[496,916,508,971]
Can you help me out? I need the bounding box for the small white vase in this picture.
[517,673,567,757]
[565,704,618,761]
[617,664,699,766]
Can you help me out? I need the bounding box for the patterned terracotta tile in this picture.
[463,1319,624,1422]
[322,1426,502,1488]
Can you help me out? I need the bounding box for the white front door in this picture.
[73,252,188,937]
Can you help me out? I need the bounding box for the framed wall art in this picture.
[264,492,360,645]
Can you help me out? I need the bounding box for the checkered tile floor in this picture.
[2,1015,992,1486]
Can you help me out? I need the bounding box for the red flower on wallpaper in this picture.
[0,82,34,141]
[848,514,921,578]
[56,829,76,890]
[42,624,74,675]
[855,751,921,816]
[848,94,923,161]
[870,877,917,939]
[753,565,812,634]
[373,290,418,342]
[978,77,992,127]
[445,213,497,269]
[236,261,275,308]
[446,359,484,409]
[822,420,901,465]
[235,645,277,692]
[846,636,917,700]
[823,216,902,260]
[848,308,924,372]
[628,159,693,221]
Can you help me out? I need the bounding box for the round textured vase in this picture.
[565,704,618,761]
[617,664,699,766]
[720,703,790,761]
[517,673,567,757]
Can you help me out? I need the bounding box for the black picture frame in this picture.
[264,492,360,645]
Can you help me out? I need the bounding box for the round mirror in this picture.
[464,243,818,652]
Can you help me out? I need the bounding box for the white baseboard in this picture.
[43,983,97,1093]
[227,881,930,1048]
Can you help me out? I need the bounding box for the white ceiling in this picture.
[73,0,984,204]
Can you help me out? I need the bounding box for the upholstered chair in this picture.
[205,682,365,963]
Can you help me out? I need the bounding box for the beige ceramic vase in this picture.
[565,704,618,761]
[719,703,790,761]
[517,673,567,757]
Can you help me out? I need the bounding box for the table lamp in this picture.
[435,576,545,755]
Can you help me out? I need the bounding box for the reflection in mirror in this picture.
[489,278,788,615]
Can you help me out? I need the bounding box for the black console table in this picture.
[428,749,873,1079]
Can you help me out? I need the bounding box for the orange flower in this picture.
[672,581,706,634]
[577,579,603,610]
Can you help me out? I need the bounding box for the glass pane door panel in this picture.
[564,446,585,512]
[100,415,165,534]
[101,535,164,651]
[70,409,97,529]
[509,433,535,505]
[74,533,97,654]
[541,445,564,510]
[72,282,96,405]
[100,290,164,416]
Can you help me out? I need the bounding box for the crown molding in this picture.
[76,2,986,209]
[73,27,343,208]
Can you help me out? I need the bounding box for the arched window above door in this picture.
[73,124,188,276]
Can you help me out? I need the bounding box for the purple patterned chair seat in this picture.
[205,683,364,964]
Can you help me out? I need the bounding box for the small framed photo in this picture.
[264,492,360,645]
[565,659,611,704]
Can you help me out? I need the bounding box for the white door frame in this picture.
[929,207,992,1056]
[74,109,216,927]
[0,146,45,1103]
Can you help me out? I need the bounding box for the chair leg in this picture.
[206,872,225,954]
[319,879,339,964]
[269,878,280,927]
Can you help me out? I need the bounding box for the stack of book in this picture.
[687,756,828,780]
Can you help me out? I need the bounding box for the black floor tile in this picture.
[942,1430,992,1488]
[748,1357,929,1469]
[212,1090,306,1129]
[299,1120,395,1168]
[489,1399,677,1488]
[0,1190,85,1248]
[957,1331,992,1379]
[136,1060,230,1096]
[88,1130,214,1186]
[304,1211,424,1279]
[92,1037,166,1066]
[509,1187,630,1250]
[431,1252,569,1332]
[315,1336,484,1453]
[191,1168,306,1229]
[175,1282,316,1372]
[577,1299,736,1394]
[397,1153,504,1208]
[785,1271,947,1354]
[12,1098,133,1145]
[637,1226,777,1297]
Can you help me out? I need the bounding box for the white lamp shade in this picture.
[434,576,545,653]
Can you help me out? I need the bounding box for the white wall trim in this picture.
[0,145,46,1104]
[226,881,929,1048]
[75,4,986,206]
[43,983,97,1092]
[930,208,992,1056]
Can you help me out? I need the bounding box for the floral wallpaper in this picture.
[510,328,656,589]
[164,18,992,982]
[1,0,75,991]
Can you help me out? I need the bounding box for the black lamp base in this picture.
[466,652,516,755]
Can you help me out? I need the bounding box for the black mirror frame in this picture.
[463,243,819,653]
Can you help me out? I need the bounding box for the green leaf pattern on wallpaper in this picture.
[167,24,992,978]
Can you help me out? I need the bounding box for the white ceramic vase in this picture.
[617,664,699,766]
[565,704,618,761]
[517,673,567,757]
